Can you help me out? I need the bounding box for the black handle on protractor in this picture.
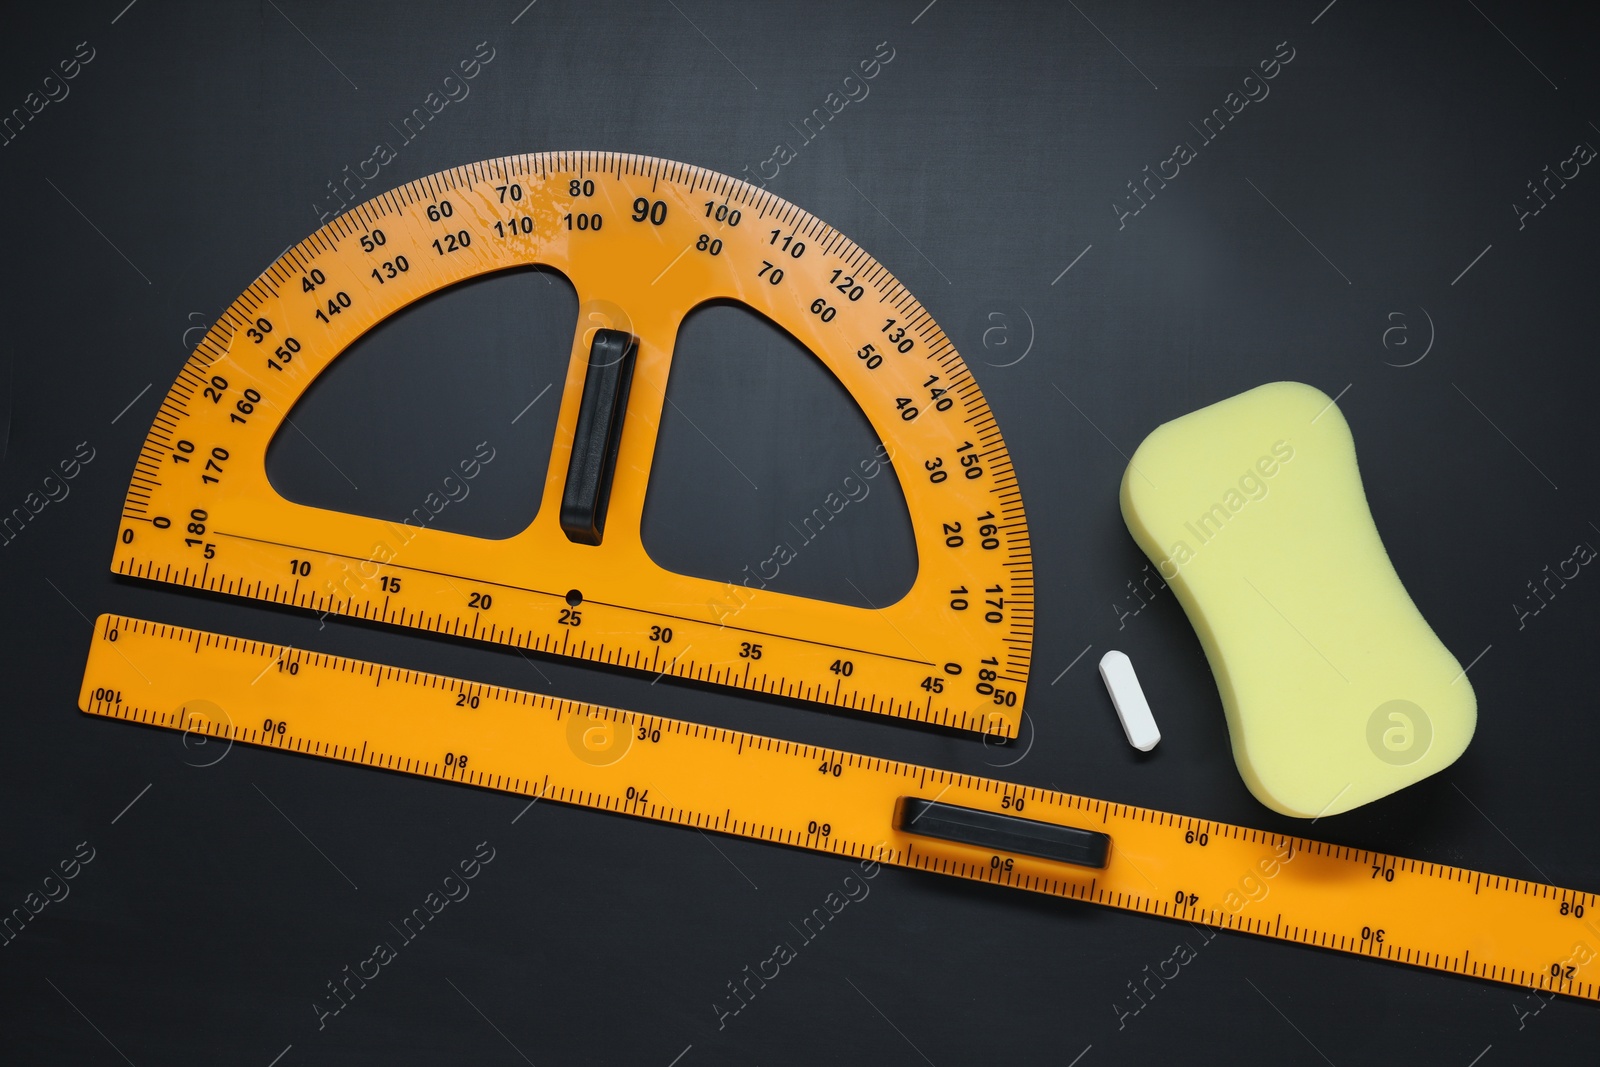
[560,329,639,545]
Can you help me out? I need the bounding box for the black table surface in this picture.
[3,2,1597,1063]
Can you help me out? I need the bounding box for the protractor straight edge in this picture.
[80,614,1600,1003]
[114,151,1031,738]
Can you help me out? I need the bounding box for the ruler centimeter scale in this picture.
[80,614,1600,1002]
[114,151,1031,738]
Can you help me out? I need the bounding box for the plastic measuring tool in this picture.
[111,152,1031,737]
[79,614,1600,1003]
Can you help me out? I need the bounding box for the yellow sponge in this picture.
[1119,382,1475,817]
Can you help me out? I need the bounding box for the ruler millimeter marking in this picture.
[80,614,1600,1002]
[113,151,1031,737]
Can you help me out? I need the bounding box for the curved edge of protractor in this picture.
[111,151,1033,737]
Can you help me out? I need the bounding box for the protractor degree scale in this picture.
[116,152,1033,736]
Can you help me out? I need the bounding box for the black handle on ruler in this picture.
[896,798,1111,869]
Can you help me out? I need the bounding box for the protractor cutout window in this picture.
[266,266,576,539]
[641,300,916,608]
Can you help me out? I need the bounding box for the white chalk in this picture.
[1099,650,1160,752]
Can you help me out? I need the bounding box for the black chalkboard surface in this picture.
[2,2,1596,1062]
